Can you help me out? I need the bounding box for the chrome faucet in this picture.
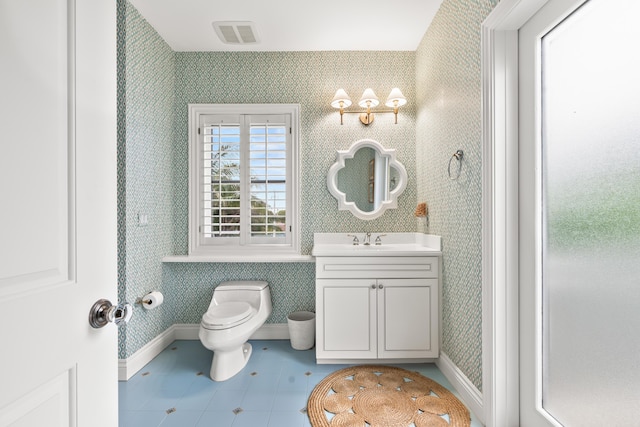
[347,234,360,245]
[363,232,372,246]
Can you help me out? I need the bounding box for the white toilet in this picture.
[198,280,272,381]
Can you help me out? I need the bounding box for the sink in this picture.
[312,233,441,257]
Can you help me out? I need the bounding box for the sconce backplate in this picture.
[359,113,374,125]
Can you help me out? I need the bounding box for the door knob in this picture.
[89,299,133,328]
[378,284,384,289]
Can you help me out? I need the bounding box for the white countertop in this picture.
[312,233,442,257]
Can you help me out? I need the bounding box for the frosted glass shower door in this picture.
[537,0,640,424]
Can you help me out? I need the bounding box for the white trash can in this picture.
[287,311,316,350]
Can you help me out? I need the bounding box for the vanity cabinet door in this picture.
[316,279,377,359]
[378,278,439,359]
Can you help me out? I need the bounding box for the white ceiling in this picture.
[127,0,444,52]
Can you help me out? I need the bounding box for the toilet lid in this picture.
[201,301,254,329]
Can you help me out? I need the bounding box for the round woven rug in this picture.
[307,365,470,427]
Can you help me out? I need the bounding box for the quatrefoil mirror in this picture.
[327,139,407,220]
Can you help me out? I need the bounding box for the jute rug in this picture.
[307,365,470,427]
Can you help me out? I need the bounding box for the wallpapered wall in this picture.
[172,50,418,255]
[117,0,418,359]
[117,0,176,360]
[415,0,499,392]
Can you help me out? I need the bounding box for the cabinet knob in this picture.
[378,284,384,289]
[371,284,376,289]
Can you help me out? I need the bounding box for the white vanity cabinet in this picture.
[315,255,440,363]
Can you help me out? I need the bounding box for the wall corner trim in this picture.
[436,352,484,425]
[118,323,290,381]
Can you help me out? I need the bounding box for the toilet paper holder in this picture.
[135,291,164,309]
[135,297,151,306]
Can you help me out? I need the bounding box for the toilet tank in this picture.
[212,281,270,309]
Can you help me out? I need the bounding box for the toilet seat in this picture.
[202,301,255,330]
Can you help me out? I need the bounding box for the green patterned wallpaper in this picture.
[117,0,176,360]
[415,0,499,392]
[117,0,418,359]
[172,50,418,256]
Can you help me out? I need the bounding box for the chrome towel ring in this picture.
[448,150,464,180]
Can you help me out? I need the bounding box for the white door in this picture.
[0,0,119,425]
[519,0,640,425]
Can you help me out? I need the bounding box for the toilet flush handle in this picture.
[89,299,133,329]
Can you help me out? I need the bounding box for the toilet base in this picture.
[209,342,253,381]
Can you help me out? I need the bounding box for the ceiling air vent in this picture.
[212,21,260,45]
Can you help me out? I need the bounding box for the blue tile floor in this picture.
[119,340,482,427]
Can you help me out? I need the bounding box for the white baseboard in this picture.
[118,323,290,381]
[172,323,200,340]
[250,323,290,339]
[436,352,485,426]
[118,326,177,381]
[169,323,290,340]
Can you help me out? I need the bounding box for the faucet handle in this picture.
[374,234,387,245]
[347,234,360,245]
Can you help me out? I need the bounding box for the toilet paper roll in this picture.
[142,291,164,310]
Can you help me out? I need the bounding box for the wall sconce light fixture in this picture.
[330,89,352,125]
[331,88,407,125]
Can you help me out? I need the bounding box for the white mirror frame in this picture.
[327,138,408,220]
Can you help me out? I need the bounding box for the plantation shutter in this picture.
[199,113,291,246]
[201,115,241,242]
[247,114,290,245]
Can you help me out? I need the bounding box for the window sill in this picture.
[162,254,314,263]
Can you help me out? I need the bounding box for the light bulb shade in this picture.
[385,88,407,107]
[358,88,380,108]
[331,89,352,108]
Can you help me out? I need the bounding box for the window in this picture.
[188,104,300,257]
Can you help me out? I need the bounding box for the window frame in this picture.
[188,104,301,258]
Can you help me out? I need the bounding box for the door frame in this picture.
[481,0,549,425]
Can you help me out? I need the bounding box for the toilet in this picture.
[198,281,272,381]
